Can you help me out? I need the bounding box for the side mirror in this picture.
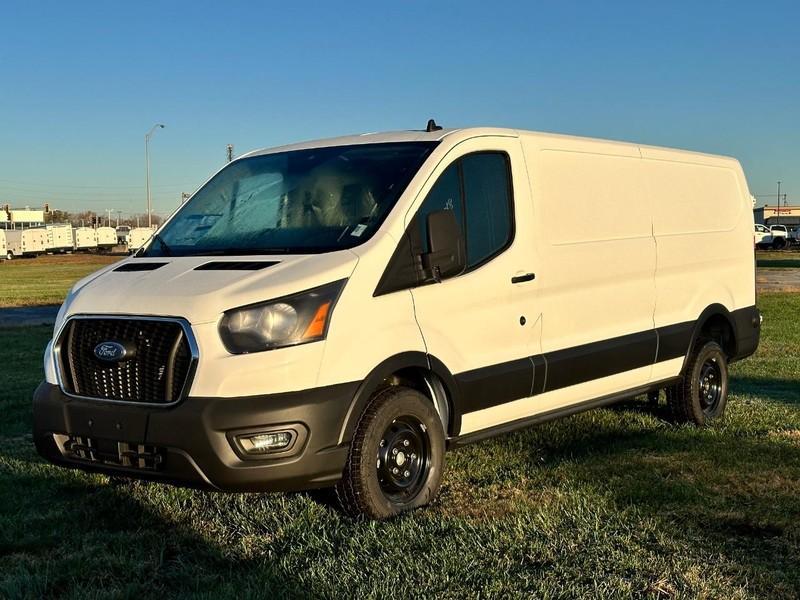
[421,209,466,282]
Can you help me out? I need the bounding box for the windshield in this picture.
[141,142,436,257]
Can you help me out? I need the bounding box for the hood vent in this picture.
[194,261,279,271]
[114,262,168,272]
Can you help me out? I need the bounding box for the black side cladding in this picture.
[452,306,759,416]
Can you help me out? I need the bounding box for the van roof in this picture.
[242,127,737,163]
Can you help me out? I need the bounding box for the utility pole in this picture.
[116,210,122,227]
[145,123,166,228]
[227,144,234,163]
[777,181,781,225]
[105,208,113,227]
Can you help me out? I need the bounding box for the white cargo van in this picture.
[96,226,117,252]
[127,227,156,253]
[6,228,47,258]
[0,230,7,260]
[46,224,74,253]
[34,127,760,519]
[73,227,98,251]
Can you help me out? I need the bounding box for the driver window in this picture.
[375,151,514,295]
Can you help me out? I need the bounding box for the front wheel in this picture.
[667,340,729,426]
[336,386,445,519]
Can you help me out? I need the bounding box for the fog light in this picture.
[237,431,294,455]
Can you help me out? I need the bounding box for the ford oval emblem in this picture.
[94,341,127,362]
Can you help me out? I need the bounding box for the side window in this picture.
[374,151,514,296]
[461,153,513,268]
[415,163,463,254]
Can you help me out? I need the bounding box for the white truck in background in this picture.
[127,227,156,253]
[73,227,98,251]
[0,230,7,260]
[756,224,792,249]
[116,225,131,245]
[6,228,47,258]
[754,224,771,246]
[96,226,118,252]
[45,224,74,254]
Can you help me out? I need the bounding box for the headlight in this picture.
[219,279,346,354]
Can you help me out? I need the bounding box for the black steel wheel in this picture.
[336,386,445,520]
[697,356,723,415]
[377,416,431,502]
[667,340,729,426]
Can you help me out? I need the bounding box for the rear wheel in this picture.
[667,340,728,426]
[336,386,445,520]
[772,237,786,250]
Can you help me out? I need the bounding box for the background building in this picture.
[753,205,800,227]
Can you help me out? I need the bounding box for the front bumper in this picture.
[33,381,359,492]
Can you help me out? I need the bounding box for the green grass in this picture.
[756,251,800,269]
[1,294,799,598]
[0,254,120,307]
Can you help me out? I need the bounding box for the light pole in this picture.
[145,123,165,228]
[777,181,781,225]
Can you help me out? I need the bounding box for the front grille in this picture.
[58,318,194,404]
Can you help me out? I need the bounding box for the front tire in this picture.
[336,386,445,520]
[667,341,729,426]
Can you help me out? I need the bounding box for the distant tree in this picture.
[45,209,71,224]
[125,213,164,228]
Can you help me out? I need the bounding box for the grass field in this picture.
[0,293,798,598]
[0,254,120,307]
[757,250,800,269]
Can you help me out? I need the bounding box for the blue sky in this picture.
[1,0,798,215]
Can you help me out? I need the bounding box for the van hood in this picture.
[61,251,359,325]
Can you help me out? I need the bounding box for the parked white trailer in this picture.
[6,228,47,258]
[127,227,156,253]
[45,224,74,253]
[96,226,117,252]
[0,230,7,260]
[73,227,98,251]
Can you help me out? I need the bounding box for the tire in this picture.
[667,341,728,426]
[336,386,445,520]
[5,252,11,261]
[772,237,786,250]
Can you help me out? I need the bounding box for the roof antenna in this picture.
[426,118,443,132]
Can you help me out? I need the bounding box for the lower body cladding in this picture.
[33,381,359,492]
[33,304,761,495]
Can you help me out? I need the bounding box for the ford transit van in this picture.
[34,126,760,519]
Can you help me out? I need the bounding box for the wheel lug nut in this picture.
[411,453,416,460]
[392,467,399,474]
[392,448,398,455]
[403,439,410,447]
[404,470,410,478]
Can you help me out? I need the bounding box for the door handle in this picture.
[511,273,536,284]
